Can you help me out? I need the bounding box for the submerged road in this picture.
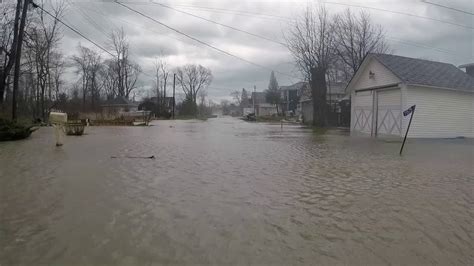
[1,117,473,265]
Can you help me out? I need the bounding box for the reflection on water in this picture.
[0,117,473,265]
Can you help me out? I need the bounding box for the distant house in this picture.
[299,82,349,125]
[280,82,306,115]
[250,91,278,116]
[349,53,474,138]
[101,96,138,117]
[148,96,174,111]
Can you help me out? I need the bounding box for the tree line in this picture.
[0,0,214,122]
[286,6,389,126]
[227,6,387,123]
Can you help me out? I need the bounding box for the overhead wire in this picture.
[320,1,473,30]
[116,1,472,59]
[421,0,474,16]
[115,1,298,79]
[152,2,287,46]
[30,1,116,57]
[67,0,472,60]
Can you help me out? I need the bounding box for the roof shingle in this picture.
[372,53,474,92]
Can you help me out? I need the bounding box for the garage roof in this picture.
[372,54,474,92]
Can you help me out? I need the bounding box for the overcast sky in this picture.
[37,0,474,101]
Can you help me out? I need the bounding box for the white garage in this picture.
[349,54,474,138]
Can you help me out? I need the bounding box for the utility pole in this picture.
[253,85,256,115]
[172,73,176,119]
[12,0,30,121]
[156,67,159,118]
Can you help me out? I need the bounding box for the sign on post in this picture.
[400,105,416,155]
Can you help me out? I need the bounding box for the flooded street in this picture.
[0,117,473,265]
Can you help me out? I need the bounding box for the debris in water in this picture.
[111,155,155,159]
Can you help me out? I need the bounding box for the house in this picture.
[349,53,474,138]
[250,91,278,116]
[280,82,306,115]
[101,96,138,117]
[299,82,349,125]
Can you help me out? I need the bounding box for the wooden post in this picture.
[172,73,176,119]
[400,105,416,155]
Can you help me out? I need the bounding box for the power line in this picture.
[68,2,158,79]
[72,2,111,36]
[152,1,473,30]
[68,1,470,60]
[170,3,294,21]
[421,0,474,16]
[35,1,156,80]
[31,1,115,57]
[115,1,297,79]
[321,1,473,30]
[70,0,473,29]
[387,37,473,59]
[152,2,286,46]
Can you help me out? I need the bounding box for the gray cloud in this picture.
[46,0,474,101]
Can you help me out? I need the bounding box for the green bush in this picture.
[0,119,35,141]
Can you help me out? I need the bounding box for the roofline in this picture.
[345,54,403,92]
[353,83,401,92]
[352,82,473,93]
[344,54,370,92]
[370,55,405,81]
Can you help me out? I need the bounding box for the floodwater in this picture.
[0,117,473,265]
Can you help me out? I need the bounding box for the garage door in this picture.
[376,89,401,136]
[353,91,373,134]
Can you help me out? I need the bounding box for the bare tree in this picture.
[71,45,102,111]
[230,90,241,106]
[23,0,66,120]
[109,27,140,99]
[176,64,212,105]
[198,89,207,115]
[100,59,118,99]
[158,59,169,99]
[123,61,140,99]
[110,27,127,97]
[0,1,18,104]
[334,9,389,77]
[286,5,336,126]
[50,51,65,101]
[153,58,170,114]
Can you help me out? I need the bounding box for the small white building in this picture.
[349,54,474,138]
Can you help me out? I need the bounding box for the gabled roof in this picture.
[372,53,474,92]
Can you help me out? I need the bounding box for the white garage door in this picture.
[353,91,373,134]
[376,89,401,136]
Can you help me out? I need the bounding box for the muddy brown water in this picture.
[1,117,473,265]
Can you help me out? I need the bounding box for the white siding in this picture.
[353,58,401,90]
[351,90,374,134]
[403,86,474,138]
[376,89,402,136]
